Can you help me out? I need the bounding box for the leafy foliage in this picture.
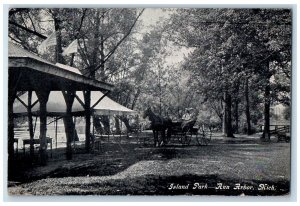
[9,8,291,134]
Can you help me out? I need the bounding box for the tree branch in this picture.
[9,35,30,50]
[27,13,37,32]
[9,34,22,44]
[76,9,87,38]
[9,20,47,39]
[70,9,88,66]
[20,13,29,29]
[81,9,145,77]
[78,38,90,66]
[9,8,29,17]
[102,9,145,64]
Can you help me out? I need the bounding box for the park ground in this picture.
[7,132,290,196]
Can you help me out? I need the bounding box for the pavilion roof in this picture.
[8,42,113,92]
[14,91,137,117]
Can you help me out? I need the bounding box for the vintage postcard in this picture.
[7,7,292,196]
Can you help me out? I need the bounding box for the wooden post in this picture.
[55,117,58,149]
[84,90,91,153]
[36,90,50,165]
[73,117,77,150]
[92,117,95,153]
[62,91,75,160]
[8,72,20,167]
[27,91,35,159]
[8,91,16,165]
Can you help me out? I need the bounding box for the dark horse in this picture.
[143,107,172,147]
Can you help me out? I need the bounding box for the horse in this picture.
[143,107,172,147]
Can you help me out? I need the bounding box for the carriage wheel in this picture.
[196,131,211,146]
[196,133,202,146]
[202,134,210,145]
[196,134,206,146]
[180,131,192,146]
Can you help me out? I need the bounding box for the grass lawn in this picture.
[7,133,290,196]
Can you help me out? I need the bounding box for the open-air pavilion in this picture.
[8,42,114,165]
[13,90,137,154]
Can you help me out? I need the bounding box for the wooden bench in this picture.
[22,137,53,157]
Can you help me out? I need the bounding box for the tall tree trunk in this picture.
[222,94,227,135]
[261,61,272,141]
[262,79,271,140]
[225,92,234,137]
[234,99,239,133]
[53,10,79,147]
[245,77,252,135]
[99,35,105,80]
[158,66,162,116]
[91,10,110,139]
[53,11,65,65]
[90,10,101,79]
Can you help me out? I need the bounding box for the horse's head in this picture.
[143,106,152,119]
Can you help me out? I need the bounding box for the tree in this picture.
[244,9,292,140]
[165,8,291,138]
[9,8,145,152]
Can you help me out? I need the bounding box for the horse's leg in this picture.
[167,127,171,142]
[153,130,157,147]
[156,131,159,147]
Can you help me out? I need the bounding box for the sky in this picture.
[139,8,192,66]
[140,8,168,28]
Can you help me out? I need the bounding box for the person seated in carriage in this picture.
[181,108,197,131]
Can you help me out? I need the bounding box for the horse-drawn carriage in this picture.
[143,107,212,147]
[166,121,212,146]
